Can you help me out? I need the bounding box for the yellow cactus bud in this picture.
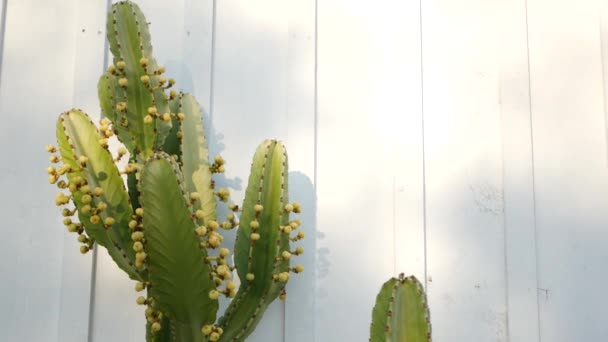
[195,210,205,219]
[218,165,225,173]
[283,226,293,234]
[80,194,92,204]
[294,264,304,273]
[116,102,127,111]
[151,322,161,333]
[190,192,200,201]
[46,144,57,153]
[226,281,236,291]
[170,90,178,99]
[207,220,219,230]
[99,138,108,148]
[133,241,144,252]
[219,248,230,258]
[49,155,60,163]
[131,231,144,241]
[135,282,145,292]
[295,246,304,255]
[177,112,185,120]
[49,175,58,184]
[290,221,299,229]
[136,296,146,305]
[278,272,290,282]
[168,78,176,86]
[157,66,166,74]
[67,224,78,233]
[284,203,294,212]
[209,332,220,341]
[97,202,107,211]
[47,166,56,174]
[176,131,183,139]
[139,57,148,66]
[80,185,91,194]
[216,265,230,277]
[80,245,89,254]
[144,115,153,124]
[63,218,72,226]
[77,235,87,243]
[250,220,259,229]
[208,290,219,300]
[201,325,213,336]
[195,226,207,236]
[254,204,263,213]
[118,78,128,87]
[297,231,305,239]
[222,221,232,229]
[129,220,138,229]
[148,106,157,115]
[135,259,144,269]
[118,147,127,156]
[116,61,126,70]
[282,251,292,260]
[81,205,92,214]
[162,113,171,121]
[207,233,222,248]
[94,187,103,196]
[136,252,147,261]
[108,65,116,74]
[90,215,100,224]
[246,273,255,281]
[250,233,260,241]
[104,217,115,226]
[292,202,301,213]
[135,208,144,217]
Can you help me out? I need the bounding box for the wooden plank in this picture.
[499,1,542,341]
[421,1,508,340]
[0,0,78,341]
[499,4,542,342]
[211,1,294,340]
[315,0,424,340]
[56,1,108,341]
[527,0,608,340]
[282,0,316,341]
[89,1,186,341]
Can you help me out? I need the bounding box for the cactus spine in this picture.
[47,2,304,341]
[369,274,432,342]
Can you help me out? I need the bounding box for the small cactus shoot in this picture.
[46,1,304,341]
[369,274,432,342]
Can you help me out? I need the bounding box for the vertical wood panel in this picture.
[527,0,608,340]
[316,0,424,340]
[212,1,288,340]
[57,2,108,341]
[90,1,185,341]
[0,1,77,340]
[421,1,507,340]
[283,0,316,341]
[499,0,541,341]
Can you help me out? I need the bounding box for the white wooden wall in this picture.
[1,0,607,341]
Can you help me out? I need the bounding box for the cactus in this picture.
[369,274,432,342]
[46,2,304,341]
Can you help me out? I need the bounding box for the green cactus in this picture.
[369,274,432,342]
[46,2,304,341]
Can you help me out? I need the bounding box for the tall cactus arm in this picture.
[178,93,217,224]
[140,153,218,341]
[106,1,158,158]
[55,109,142,281]
[98,71,136,152]
[218,140,293,341]
[369,275,432,342]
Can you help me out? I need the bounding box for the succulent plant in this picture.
[369,274,432,342]
[46,1,304,341]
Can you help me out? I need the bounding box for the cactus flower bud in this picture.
[219,248,230,258]
[104,217,115,226]
[201,325,213,336]
[280,293,287,301]
[209,332,220,341]
[162,113,171,121]
[94,187,103,196]
[144,115,153,124]
[295,246,304,255]
[297,231,305,239]
[90,215,100,224]
[170,90,178,99]
[135,208,144,217]
[135,252,147,261]
[116,61,126,70]
[47,166,56,174]
[140,75,150,84]
[208,290,219,300]
[131,231,144,241]
[250,233,260,241]
[118,78,128,87]
[278,272,290,282]
[139,57,148,66]
[176,112,185,120]
[254,204,263,213]
[195,226,207,236]
[246,273,255,281]
[282,251,292,260]
[81,205,92,214]
[151,322,161,332]
[294,264,304,273]
[129,220,138,229]
[284,203,294,212]
[97,202,107,211]
[67,224,78,233]
[195,210,205,219]
[49,175,58,184]
[116,102,126,111]
[135,282,145,292]
[250,220,259,229]
[80,245,89,254]
[133,241,144,252]
[49,155,60,163]
[46,144,57,153]
[283,225,293,234]
[136,296,146,305]
[77,235,87,243]
[207,220,219,230]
